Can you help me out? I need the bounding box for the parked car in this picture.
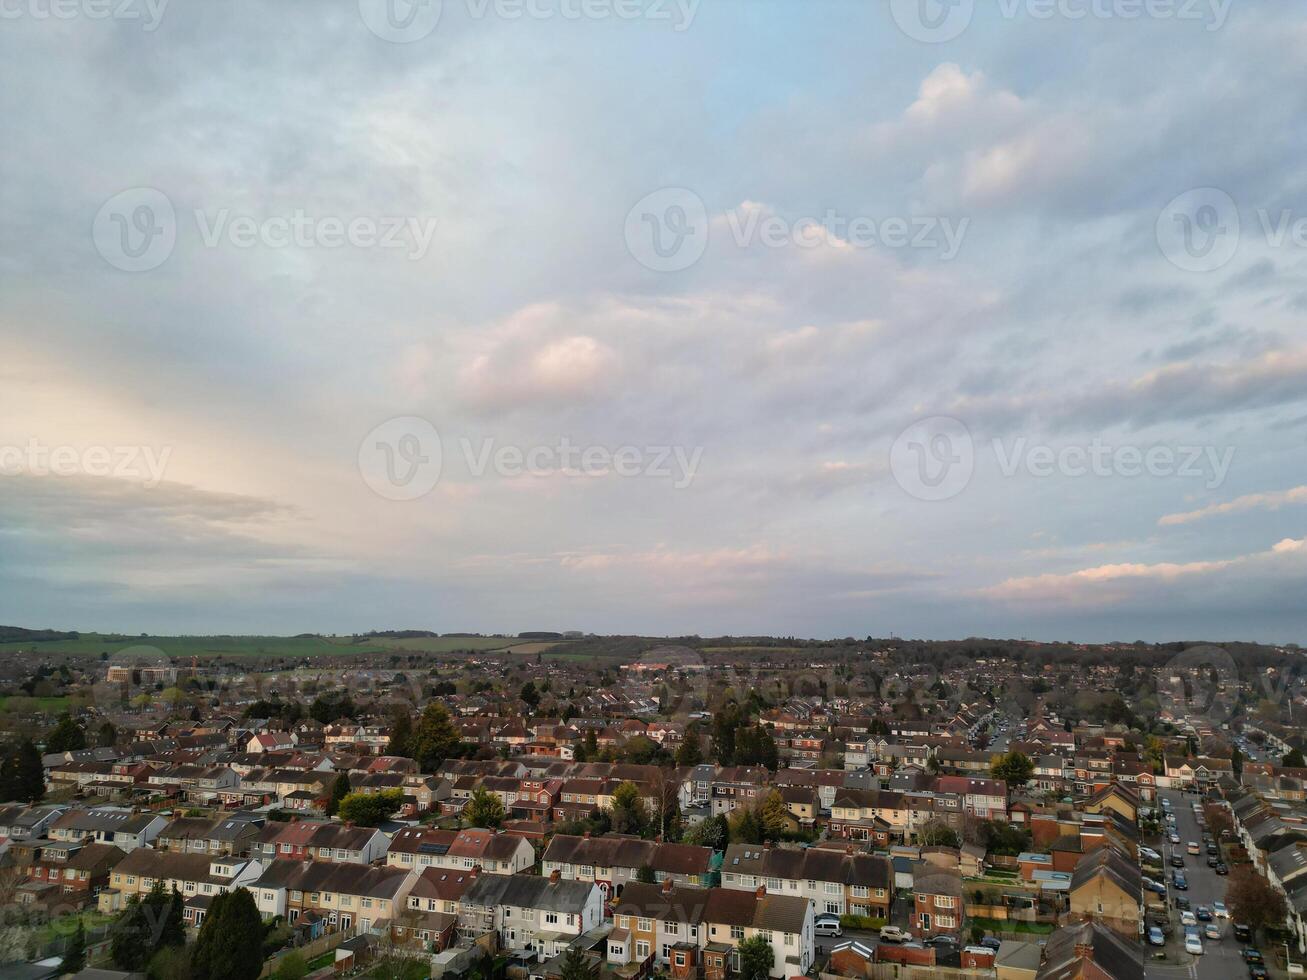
[1177,897,1191,911]
[1187,841,1201,855]
[1173,873,1188,890]
[1181,910,1197,927]
[879,926,910,944]
[1207,856,1220,867]
[1196,906,1212,922]
[1171,854,1185,868]
[1216,863,1229,875]
[1185,932,1204,956]
[814,914,842,937]
[1213,901,1228,918]
[1148,926,1166,947]
[1248,964,1269,979]
[1140,846,1162,863]
[1242,948,1265,964]
[1204,923,1221,941]
[1169,832,1181,844]
[923,936,955,948]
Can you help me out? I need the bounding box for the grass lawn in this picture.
[39,910,114,942]
[0,695,73,712]
[307,952,335,970]
[967,916,1055,936]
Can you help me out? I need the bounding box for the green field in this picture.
[0,632,538,660]
[0,695,73,712]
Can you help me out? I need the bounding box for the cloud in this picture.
[1159,485,1307,526]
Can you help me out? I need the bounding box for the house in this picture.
[721,844,893,919]
[156,815,263,857]
[99,850,263,924]
[49,808,167,852]
[251,821,390,865]
[541,834,718,900]
[1034,920,1143,980]
[385,827,535,875]
[1067,847,1142,939]
[247,732,297,754]
[252,859,417,933]
[455,871,604,958]
[700,886,814,979]
[608,879,708,976]
[0,804,69,844]
[910,863,962,940]
[19,840,123,908]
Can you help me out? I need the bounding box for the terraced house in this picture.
[721,843,894,920]
[454,871,603,959]
[49,807,166,852]
[253,860,417,933]
[99,849,263,925]
[542,834,719,900]
[386,826,535,875]
[252,820,390,865]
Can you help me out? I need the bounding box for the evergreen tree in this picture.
[675,729,703,767]
[45,714,86,753]
[557,946,601,980]
[609,781,647,836]
[191,888,266,980]
[737,935,774,980]
[61,919,86,975]
[411,703,461,773]
[758,790,791,840]
[96,720,119,748]
[388,706,414,759]
[3,739,46,803]
[325,772,351,817]
[464,787,505,829]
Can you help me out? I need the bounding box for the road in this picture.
[1145,788,1250,980]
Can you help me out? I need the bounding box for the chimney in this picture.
[550,869,561,883]
[469,866,481,878]
[755,885,766,898]
[845,844,854,856]
[1073,942,1093,960]
[662,877,674,895]
[583,831,591,839]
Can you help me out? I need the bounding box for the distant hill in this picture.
[0,626,79,643]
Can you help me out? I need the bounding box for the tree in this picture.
[337,788,404,827]
[557,946,601,980]
[411,703,461,773]
[111,898,151,970]
[990,751,1035,788]
[0,739,46,803]
[636,863,656,884]
[682,815,726,850]
[45,713,86,753]
[758,790,792,840]
[520,681,540,709]
[736,935,774,980]
[464,787,506,829]
[1226,868,1288,937]
[609,781,647,836]
[1283,748,1306,769]
[919,819,961,848]
[273,950,308,980]
[325,772,351,817]
[675,729,703,767]
[191,887,266,980]
[388,706,414,759]
[729,805,764,845]
[96,720,119,748]
[61,918,86,975]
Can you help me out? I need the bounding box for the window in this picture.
[824,902,840,915]
[936,914,955,929]
[730,925,744,941]
[936,896,955,909]
[851,885,868,897]
[823,882,840,895]
[635,941,650,959]
[545,913,559,925]
[766,877,781,891]
[638,917,652,932]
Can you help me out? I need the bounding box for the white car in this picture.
[879,926,911,944]
[1181,911,1197,926]
[1170,832,1181,844]
[1184,933,1204,956]
[1213,901,1228,918]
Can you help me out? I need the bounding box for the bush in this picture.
[838,915,885,931]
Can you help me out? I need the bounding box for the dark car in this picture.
[1207,855,1220,867]
[979,937,1001,951]
[1177,897,1191,911]
[1173,874,1188,890]
[1171,854,1185,868]
[1233,924,1251,942]
[1242,948,1265,965]
[924,936,956,948]
[1216,863,1229,875]
[1196,906,1212,921]
[1248,966,1269,980]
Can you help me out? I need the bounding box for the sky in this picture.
[1,0,1305,643]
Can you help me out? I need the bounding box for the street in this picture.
[1145,788,1250,980]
